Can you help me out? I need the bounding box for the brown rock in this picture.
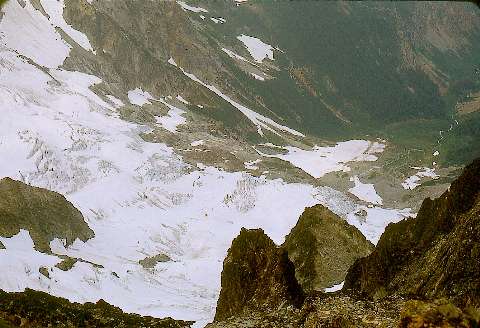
[214,228,304,321]
[345,158,480,306]
[283,204,374,292]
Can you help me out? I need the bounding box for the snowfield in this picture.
[255,141,385,179]
[237,34,274,63]
[401,167,439,190]
[348,176,383,205]
[0,1,414,327]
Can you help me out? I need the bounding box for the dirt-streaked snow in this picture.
[401,167,439,190]
[0,0,71,68]
[255,141,385,179]
[40,0,94,53]
[244,159,261,170]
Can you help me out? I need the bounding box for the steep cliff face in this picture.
[0,178,93,252]
[209,158,480,327]
[345,159,480,305]
[214,228,304,322]
[283,204,373,292]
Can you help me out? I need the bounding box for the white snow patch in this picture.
[0,230,62,292]
[167,57,178,67]
[190,140,204,147]
[347,206,414,244]
[210,17,226,24]
[221,48,261,68]
[237,34,274,63]
[177,1,208,13]
[401,167,439,190]
[255,140,385,179]
[155,98,186,133]
[0,45,332,324]
[127,88,154,107]
[324,281,344,293]
[176,95,190,105]
[348,176,382,205]
[251,72,265,81]
[0,0,71,68]
[40,0,94,53]
[176,66,304,137]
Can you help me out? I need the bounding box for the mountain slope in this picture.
[0,1,479,326]
[344,158,480,306]
[208,158,480,327]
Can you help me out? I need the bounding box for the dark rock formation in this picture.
[398,299,480,328]
[214,228,304,321]
[345,159,480,306]
[0,288,193,327]
[0,178,94,253]
[283,204,373,292]
[209,159,480,327]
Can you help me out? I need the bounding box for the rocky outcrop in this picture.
[283,204,374,292]
[214,228,304,321]
[0,288,193,327]
[0,178,94,252]
[345,158,480,306]
[210,159,480,327]
[398,299,480,328]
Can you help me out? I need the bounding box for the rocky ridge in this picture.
[209,158,480,327]
[214,228,304,322]
[345,158,480,306]
[0,289,193,328]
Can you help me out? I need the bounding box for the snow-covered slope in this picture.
[0,1,415,326]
